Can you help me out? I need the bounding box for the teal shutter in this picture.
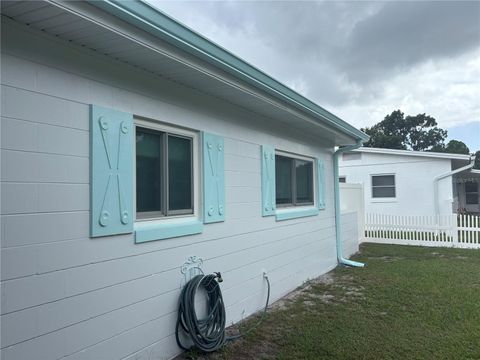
[317,159,326,210]
[261,145,276,216]
[90,105,134,237]
[203,132,225,223]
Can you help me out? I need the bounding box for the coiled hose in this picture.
[175,272,270,353]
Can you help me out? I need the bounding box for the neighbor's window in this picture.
[339,176,346,183]
[465,181,479,205]
[136,125,193,219]
[371,174,396,198]
[275,154,314,207]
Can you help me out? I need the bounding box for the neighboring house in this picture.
[0,1,367,359]
[454,168,480,215]
[339,147,479,216]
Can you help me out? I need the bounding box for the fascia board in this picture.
[86,0,369,142]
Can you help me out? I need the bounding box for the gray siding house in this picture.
[0,1,367,359]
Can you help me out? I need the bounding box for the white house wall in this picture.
[339,152,453,216]
[0,21,353,360]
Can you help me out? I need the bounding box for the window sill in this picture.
[275,206,319,221]
[134,217,203,243]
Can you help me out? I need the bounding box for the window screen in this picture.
[136,126,193,218]
[168,135,192,212]
[465,181,479,205]
[275,155,293,205]
[296,160,313,204]
[372,175,396,198]
[136,128,163,214]
[275,154,314,206]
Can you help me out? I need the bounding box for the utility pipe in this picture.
[333,140,365,267]
[433,159,474,218]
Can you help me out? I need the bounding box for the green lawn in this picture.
[183,243,480,360]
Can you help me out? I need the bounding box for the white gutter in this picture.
[433,158,474,217]
[333,140,365,267]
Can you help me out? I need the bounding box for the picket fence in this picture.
[365,213,480,249]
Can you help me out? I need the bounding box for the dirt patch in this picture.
[184,340,279,360]
[315,273,336,285]
[368,256,404,262]
[176,321,281,360]
[303,300,315,307]
[270,273,335,311]
[271,273,365,309]
[306,293,335,303]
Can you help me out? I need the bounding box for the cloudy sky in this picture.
[149,1,480,150]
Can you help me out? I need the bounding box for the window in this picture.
[465,181,479,205]
[275,154,314,207]
[371,174,395,198]
[135,124,194,219]
[339,176,346,183]
[90,105,208,241]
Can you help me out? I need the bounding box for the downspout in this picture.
[433,159,474,218]
[333,140,365,267]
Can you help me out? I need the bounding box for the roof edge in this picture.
[353,147,472,160]
[86,0,368,142]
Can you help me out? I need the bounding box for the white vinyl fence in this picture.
[341,211,360,258]
[340,183,364,242]
[457,214,480,247]
[365,213,480,249]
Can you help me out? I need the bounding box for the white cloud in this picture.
[149,1,480,133]
[333,49,480,129]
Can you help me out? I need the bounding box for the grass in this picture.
[180,243,480,360]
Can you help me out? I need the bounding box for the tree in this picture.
[431,140,470,155]
[474,151,480,170]
[361,110,406,149]
[362,110,447,151]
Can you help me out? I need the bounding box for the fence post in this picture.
[451,214,458,247]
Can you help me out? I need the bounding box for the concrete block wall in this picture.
[0,20,347,360]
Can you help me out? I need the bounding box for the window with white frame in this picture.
[135,121,198,219]
[339,176,346,183]
[465,181,479,205]
[371,174,396,198]
[275,153,314,207]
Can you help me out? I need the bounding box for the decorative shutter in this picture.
[203,132,225,223]
[261,145,276,216]
[317,159,326,210]
[90,105,134,237]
